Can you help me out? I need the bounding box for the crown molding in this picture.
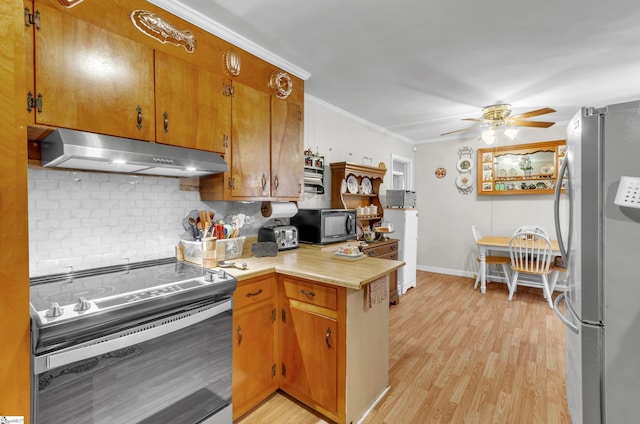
[146,0,311,80]
[305,94,416,145]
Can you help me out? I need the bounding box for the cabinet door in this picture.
[280,303,337,414]
[32,2,155,140]
[271,98,303,199]
[154,51,228,153]
[233,302,277,419]
[229,82,271,198]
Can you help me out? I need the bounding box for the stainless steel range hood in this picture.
[40,128,228,177]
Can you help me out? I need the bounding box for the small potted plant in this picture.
[519,155,533,176]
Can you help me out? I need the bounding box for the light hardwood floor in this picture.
[236,271,570,424]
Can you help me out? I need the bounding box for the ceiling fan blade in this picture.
[508,107,556,120]
[509,120,555,128]
[441,126,478,136]
[461,118,486,122]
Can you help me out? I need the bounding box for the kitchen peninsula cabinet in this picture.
[232,274,278,420]
[25,1,156,140]
[279,276,343,420]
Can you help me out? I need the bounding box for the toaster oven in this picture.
[385,190,417,208]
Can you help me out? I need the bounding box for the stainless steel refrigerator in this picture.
[553,100,640,424]
[382,208,418,294]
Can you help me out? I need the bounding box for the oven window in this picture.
[34,310,232,424]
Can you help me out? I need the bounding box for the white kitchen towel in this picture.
[366,276,388,308]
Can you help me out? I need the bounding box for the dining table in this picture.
[476,235,561,294]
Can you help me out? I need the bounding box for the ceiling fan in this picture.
[441,103,556,137]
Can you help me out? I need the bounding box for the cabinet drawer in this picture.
[234,277,275,309]
[282,278,337,310]
[377,251,399,260]
[362,242,398,258]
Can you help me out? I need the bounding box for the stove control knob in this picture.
[74,297,91,312]
[45,303,64,318]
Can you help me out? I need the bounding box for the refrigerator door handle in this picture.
[553,292,579,334]
[554,156,572,264]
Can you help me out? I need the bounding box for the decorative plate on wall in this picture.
[456,158,473,172]
[455,175,473,191]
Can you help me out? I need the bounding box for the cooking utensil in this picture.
[218,261,248,270]
[188,217,200,241]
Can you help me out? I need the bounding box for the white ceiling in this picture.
[155,0,640,144]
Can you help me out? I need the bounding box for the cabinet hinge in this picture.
[228,177,235,189]
[27,91,43,113]
[223,134,229,149]
[281,308,286,323]
[24,7,41,30]
[281,363,286,377]
[271,308,276,323]
[222,84,234,97]
[272,364,277,378]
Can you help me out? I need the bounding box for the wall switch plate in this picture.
[614,176,640,209]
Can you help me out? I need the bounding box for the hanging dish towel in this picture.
[367,276,388,308]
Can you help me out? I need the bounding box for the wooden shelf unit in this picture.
[330,162,387,226]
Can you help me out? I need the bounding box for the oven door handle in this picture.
[34,300,232,374]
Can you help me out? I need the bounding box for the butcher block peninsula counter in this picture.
[222,240,404,423]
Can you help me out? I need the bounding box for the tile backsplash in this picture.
[28,168,266,276]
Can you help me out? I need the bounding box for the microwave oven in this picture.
[290,208,357,245]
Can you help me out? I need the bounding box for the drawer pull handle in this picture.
[300,289,316,298]
[391,245,397,250]
[246,288,263,297]
[325,327,332,349]
[237,325,243,346]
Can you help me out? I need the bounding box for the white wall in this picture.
[413,126,568,277]
[297,95,415,209]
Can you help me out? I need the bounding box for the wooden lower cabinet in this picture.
[233,273,389,424]
[279,277,345,421]
[360,239,400,305]
[232,274,278,420]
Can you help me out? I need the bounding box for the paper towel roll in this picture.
[261,201,298,219]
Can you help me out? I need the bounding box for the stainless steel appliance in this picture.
[258,225,299,250]
[553,100,640,424]
[41,128,228,177]
[30,258,237,424]
[385,190,417,208]
[290,208,357,245]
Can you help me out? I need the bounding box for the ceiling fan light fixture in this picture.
[481,129,496,145]
[482,104,512,121]
[504,128,519,140]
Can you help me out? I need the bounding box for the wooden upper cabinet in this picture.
[154,51,229,153]
[29,1,155,140]
[229,81,272,198]
[271,98,303,199]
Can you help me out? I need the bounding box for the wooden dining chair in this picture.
[472,225,511,290]
[513,225,549,238]
[508,230,555,308]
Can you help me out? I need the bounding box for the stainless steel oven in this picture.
[30,259,237,424]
